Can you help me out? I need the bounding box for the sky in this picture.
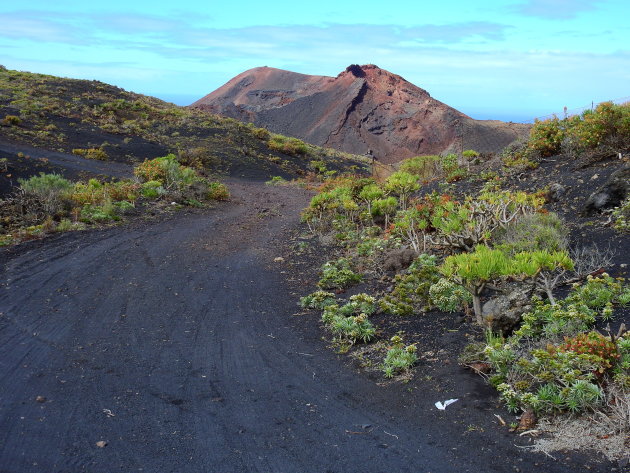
[0,0,628,122]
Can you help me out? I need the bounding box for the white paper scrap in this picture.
[435,399,459,410]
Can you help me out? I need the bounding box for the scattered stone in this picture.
[35,396,46,403]
[274,257,285,263]
[95,441,107,448]
[591,173,599,180]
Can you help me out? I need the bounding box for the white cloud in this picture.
[515,0,604,19]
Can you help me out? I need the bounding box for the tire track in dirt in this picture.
[0,180,604,473]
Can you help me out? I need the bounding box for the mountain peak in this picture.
[192,65,530,162]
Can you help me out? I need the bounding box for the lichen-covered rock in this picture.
[481,287,532,334]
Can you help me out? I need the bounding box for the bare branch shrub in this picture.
[568,244,616,280]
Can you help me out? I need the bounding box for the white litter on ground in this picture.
[435,399,459,410]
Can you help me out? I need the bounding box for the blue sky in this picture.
[0,0,628,122]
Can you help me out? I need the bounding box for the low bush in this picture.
[479,274,630,416]
[494,213,569,255]
[300,290,336,310]
[429,278,472,313]
[612,197,630,232]
[318,258,362,289]
[141,180,164,199]
[525,102,630,158]
[72,147,108,160]
[207,182,230,200]
[382,336,418,378]
[17,172,73,217]
[380,254,440,316]
[268,134,308,156]
[80,200,119,223]
[399,155,441,179]
[1,115,21,126]
[266,176,287,186]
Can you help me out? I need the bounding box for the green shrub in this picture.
[266,176,287,186]
[328,313,376,344]
[525,102,630,158]
[207,182,229,200]
[429,278,472,313]
[321,294,376,323]
[300,290,336,310]
[441,153,467,181]
[80,200,118,223]
[134,154,196,189]
[383,336,418,378]
[268,134,308,156]
[252,127,270,140]
[480,273,630,415]
[141,180,164,199]
[72,147,108,160]
[529,117,565,157]
[18,172,73,216]
[440,245,513,322]
[567,273,629,310]
[399,155,441,179]
[612,197,630,232]
[318,258,362,289]
[71,179,138,206]
[380,254,440,316]
[494,212,569,254]
[113,200,135,214]
[384,171,420,210]
[462,149,479,160]
[1,115,21,126]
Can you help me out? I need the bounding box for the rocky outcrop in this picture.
[191,64,531,164]
[481,287,532,334]
[584,163,630,214]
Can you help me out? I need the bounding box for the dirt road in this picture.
[0,180,605,472]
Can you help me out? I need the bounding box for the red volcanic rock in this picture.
[192,64,530,164]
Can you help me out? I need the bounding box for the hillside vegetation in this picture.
[0,67,368,180]
[297,101,630,459]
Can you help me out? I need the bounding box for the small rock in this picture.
[591,173,599,180]
[274,257,285,263]
[35,396,46,403]
[468,362,492,374]
[95,441,107,448]
[517,409,537,431]
[547,183,567,202]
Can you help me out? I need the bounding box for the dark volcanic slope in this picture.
[193,64,530,163]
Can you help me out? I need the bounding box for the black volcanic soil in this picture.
[0,169,622,472]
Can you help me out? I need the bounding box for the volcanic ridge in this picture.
[192,64,531,163]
